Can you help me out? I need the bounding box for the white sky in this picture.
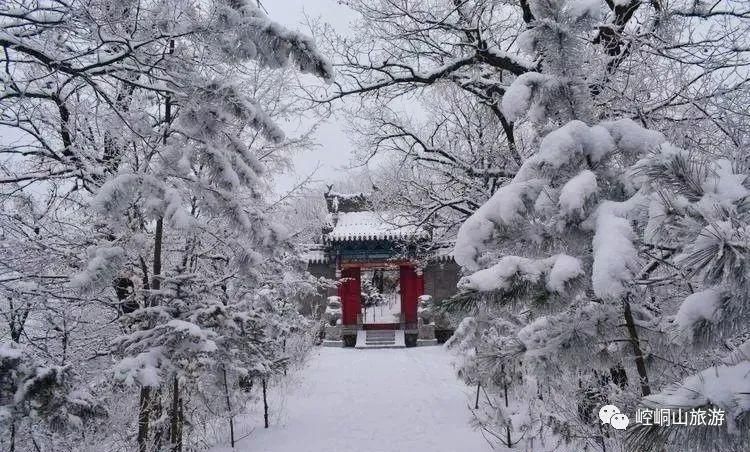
[265,0,361,197]
[0,1,362,198]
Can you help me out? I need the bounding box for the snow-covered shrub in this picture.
[1,342,103,434]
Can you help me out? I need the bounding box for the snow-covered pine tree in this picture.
[54,1,333,450]
[187,272,311,446]
[623,148,750,451]
[2,0,332,444]
[448,0,673,449]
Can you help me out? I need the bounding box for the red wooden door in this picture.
[339,267,361,326]
[399,265,421,327]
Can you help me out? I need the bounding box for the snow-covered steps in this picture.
[355,329,406,349]
[366,330,395,345]
[322,340,344,347]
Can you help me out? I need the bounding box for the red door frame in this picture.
[338,267,361,326]
[338,263,424,329]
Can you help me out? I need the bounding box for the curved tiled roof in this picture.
[325,211,429,242]
[301,244,329,264]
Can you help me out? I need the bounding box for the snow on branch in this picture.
[677,220,750,287]
[502,72,556,122]
[1,341,101,431]
[114,319,218,388]
[559,169,598,216]
[547,254,586,292]
[600,119,666,159]
[92,174,195,229]
[444,316,479,351]
[114,349,164,388]
[591,198,644,300]
[673,287,726,340]
[178,81,285,143]
[517,302,620,361]
[454,118,662,272]
[69,246,125,292]
[565,0,605,20]
[697,159,750,213]
[515,121,616,180]
[639,361,750,433]
[457,254,583,293]
[453,179,545,270]
[217,0,333,82]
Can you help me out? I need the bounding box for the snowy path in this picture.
[226,347,492,452]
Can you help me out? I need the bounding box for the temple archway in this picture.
[303,188,458,348]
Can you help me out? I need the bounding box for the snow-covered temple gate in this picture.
[303,189,459,347]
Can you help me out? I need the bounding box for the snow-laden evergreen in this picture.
[623,146,750,451]
[1,1,330,450]
[440,1,750,450]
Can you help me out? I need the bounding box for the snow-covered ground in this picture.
[216,346,492,452]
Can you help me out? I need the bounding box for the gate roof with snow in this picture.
[303,188,458,336]
[326,209,428,243]
[318,189,429,263]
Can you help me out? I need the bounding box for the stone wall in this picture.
[423,260,461,303]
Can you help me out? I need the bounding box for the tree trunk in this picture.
[597,422,608,452]
[262,378,269,428]
[152,218,163,294]
[502,364,511,447]
[137,387,152,452]
[222,366,235,447]
[283,337,288,377]
[151,38,170,296]
[136,36,174,452]
[474,382,480,410]
[9,416,15,452]
[138,214,164,450]
[622,294,651,396]
[170,375,182,452]
[138,211,164,451]
[153,390,165,451]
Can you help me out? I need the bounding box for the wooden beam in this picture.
[340,260,414,269]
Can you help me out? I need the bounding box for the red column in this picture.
[400,265,418,327]
[339,267,361,326]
